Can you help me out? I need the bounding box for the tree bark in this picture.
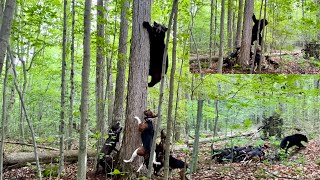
[117,0,150,175]
[96,0,106,151]
[77,0,92,179]
[58,0,68,174]
[238,0,254,67]
[0,0,16,76]
[0,0,4,25]
[217,0,225,73]
[235,0,243,48]
[164,4,178,179]
[112,0,129,126]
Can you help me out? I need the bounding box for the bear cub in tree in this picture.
[143,21,168,87]
[280,133,308,153]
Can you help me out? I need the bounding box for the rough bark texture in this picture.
[164,4,178,179]
[0,0,16,76]
[68,0,76,151]
[96,0,105,150]
[235,0,244,47]
[59,0,67,174]
[217,0,225,73]
[117,0,150,175]
[77,0,92,179]
[112,0,129,126]
[238,0,254,67]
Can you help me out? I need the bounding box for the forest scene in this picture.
[0,0,320,180]
[190,0,320,74]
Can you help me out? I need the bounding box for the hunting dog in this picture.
[123,109,161,172]
[96,122,123,174]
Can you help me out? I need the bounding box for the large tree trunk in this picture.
[238,0,254,67]
[68,0,76,151]
[59,0,68,174]
[0,0,16,76]
[164,4,178,179]
[117,0,150,175]
[77,0,92,179]
[235,0,243,47]
[96,0,106,151]
[112,0,129,125]
[0,54,9,180]
[217,0,225,73]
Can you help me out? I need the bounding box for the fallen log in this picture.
[4,150,96,169]
[0,141,59,151]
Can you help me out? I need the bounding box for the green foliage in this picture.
[42,165,59,177]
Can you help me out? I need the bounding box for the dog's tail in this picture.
[134,116,142,124]
[280,137,288,149]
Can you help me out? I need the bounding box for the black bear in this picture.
[143,21,168,87]
[251,14,268,45]
[280,134,308,153]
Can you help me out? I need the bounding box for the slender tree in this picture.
[190,100,204,173]
[0,0,16,76]
[58,0,68,174]
[209,0,215,61]
[164,3,178,179]
[8,47,42,179]
[227,0,232,51]
[77,0,92,179]
[235,0,244,47]
[112,0,129,125]
[68,0,76,151]
[96,0,105,150]
[0,55,9,180]
[238,0,254,67]
[147,0,178,178]
[217,0,225,73]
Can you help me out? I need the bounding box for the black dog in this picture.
[251,13,268,45]
[96,122,123,174]
[280,134,308,153]
[143,21,168,87]
[153,130,188,179]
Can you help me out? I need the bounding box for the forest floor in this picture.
[189,50,320,74]
[3,139,320,179]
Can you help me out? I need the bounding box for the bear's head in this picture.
[152,21,167,39]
